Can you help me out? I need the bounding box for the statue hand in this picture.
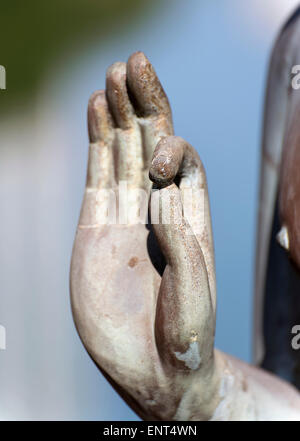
[70,52,217,420]
[70,51,300,421]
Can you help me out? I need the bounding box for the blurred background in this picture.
[0,0,299,421]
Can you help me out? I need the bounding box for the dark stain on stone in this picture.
[128,257,138,268]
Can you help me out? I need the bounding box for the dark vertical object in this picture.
[261,198,300,389]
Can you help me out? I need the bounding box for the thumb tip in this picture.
[149,154,178,187]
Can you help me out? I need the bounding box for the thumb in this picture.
[149,141,216,372]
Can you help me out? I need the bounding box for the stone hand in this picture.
[70,52,300,421]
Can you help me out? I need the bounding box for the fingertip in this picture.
[106,61,134,129]
[88,90,114,143]
[106,61,126,89]
[88,89,105,117]
[127,51,148,77]
[127,51,171,119]
[149,136,184,187]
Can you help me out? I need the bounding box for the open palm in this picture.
[70,52,300,421]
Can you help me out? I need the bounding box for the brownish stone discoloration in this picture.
[88,90,115,143]
[128,256,139,268]
[71,50,300,421]
[106,62,134,130]
[127,51,172,124]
